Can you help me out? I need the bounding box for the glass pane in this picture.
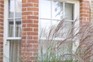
[15,21,21,37]
[39,0,51,19]
[15,0,22,18]
[52,1,63,20]
[52,20,60,27]
[52,21,73,38]
[62,21,73,38]
[10,41,21,62]
[40,19,52,38]
[8,21,14,37]
[8,0,14,18]
[65,3,74,20]
[58,42,72,60]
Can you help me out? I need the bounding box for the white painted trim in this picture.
[59,0,79,2]
[39,0,80,38]
[7,37,21,41]
[3,0,10,62]
[4,0,22,62]
[39,0,80,54]
[72,1,80,54]
[13,0,16,37]
[40,37,72,41]
[7,0,22,39]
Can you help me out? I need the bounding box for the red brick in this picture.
[23,28,33,31]
[34,3,38,7]
[34,12,38,15]
[27,16,38,19]
[27,8,38,11]
[22,20,33,23]
[80,0,90,25]
[27,0,38,3]
[21,0,38,62]
[23,0,27,3]
[0,0,3,62]
[22,12,33,15]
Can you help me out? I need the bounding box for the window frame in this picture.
[7,0,22,40]
[38,0,80,59]
[4,0,22,62]
[39,0,80,40]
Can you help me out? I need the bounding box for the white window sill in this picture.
[39,37,72,41]
[7,37,21,41]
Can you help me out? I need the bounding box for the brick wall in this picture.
[80,0,90,25]
[80,0,91,62]
[21,0,38,62]
[0,0,4,62]
[21,0,91,62]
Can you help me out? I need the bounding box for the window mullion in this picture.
[51,0,52,26]
[13,0,16,37]
[7,0,10,38]
[63,2,65,18]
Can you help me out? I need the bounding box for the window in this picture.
[39,0,74,39]
[8,0,22,39]
[39,0,79,61]
[4,0,22,62]
[9,41,21,62]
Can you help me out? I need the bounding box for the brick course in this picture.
[21,0,38,62]
[80,0,90,25]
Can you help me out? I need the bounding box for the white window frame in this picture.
[39,0,80,58]
[39,0,80,40]
[7,0,22,40]
[4,0,22,62]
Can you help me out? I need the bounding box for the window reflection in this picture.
[8,0,22,38]
[15,0,22,18]
[8,0,22,18]
[52,1,63,20]
[9,0,14,18]
[39,0,74,39]
[8,20,14,37]
[65,3,74,20]
[40,19,51,38]
[39,0,51,19]
[15,21,21,37]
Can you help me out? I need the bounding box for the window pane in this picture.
[62,21,73,38]
[52,1,63,20]
[51,21,73,38]
[8,20,14,37]
[65,3,74,20]
[15,21,21,37]
[15,0,22,18]
[52,20,60,28]
[39,0,51,19]
[9,41,21,62]
[58,42,72,60]
[8,0,14,18]
[39,40,72,61]
[40,19,51,38]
